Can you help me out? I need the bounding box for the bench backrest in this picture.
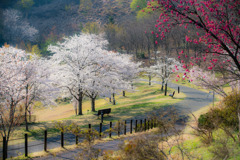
[97,108,111,115]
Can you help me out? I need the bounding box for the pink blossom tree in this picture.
[190,66,228,97]
[149,0,240,86]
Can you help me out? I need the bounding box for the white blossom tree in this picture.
[113,53,141,97]
[3,9,39,44]
[142,67,156,86]
[0,46,31,155]
[150,56,182,90]
[49,34,110,115]
[0,46,58,155]
[189,66,230,97]
[49,34,141,112]
[22,57,58,131]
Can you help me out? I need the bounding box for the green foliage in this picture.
[55,97,72,105]
[17,0,34,10]
[81,22,102,34]
[40,31,59,56]
[54,121,99,146]
[220,90,240,129]
[136,52,146,59]
[54,121,69,132]
[198,112,218,131]
[112,120,126,134]
[136,1,160,20]
[104,23,124,49]
[198,90,240,131]
[68,122,82,136]
[82,128,99,144]
[79,0,93,12]
[130,0,147,12]
[108,15,115,24]
[65,4,72,11]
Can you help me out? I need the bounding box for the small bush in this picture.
[119,135,164,160]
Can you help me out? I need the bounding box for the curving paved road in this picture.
[32,81,213,160]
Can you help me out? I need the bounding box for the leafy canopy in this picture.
[130,0,147,12]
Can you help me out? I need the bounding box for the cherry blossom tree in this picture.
[0,46,58,155]
[3,9,39,44]
[150,0,240,139]
[49,34,110,115]
[49,33,141,113]
[150,56,182,90]
[0,46,31,156]
[190,66,228,97]
[83,53,118,111]
[22,57,58,131]
[149,0,240,85]
[114,53,141,97]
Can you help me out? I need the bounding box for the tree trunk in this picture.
[113,93,116,105]
[28,110,31,123]
[238,104,240,142]
[5,140,8,159]
[78,92,83,115]
[123,91,125,97]
[25,85,29,131]
[91,97,96,112]
[164,83,167,96]
[109,97,111,102]
[25,109,28,131]
[148,75,151,85]
[161,81,164,91]
[74,101,78,115]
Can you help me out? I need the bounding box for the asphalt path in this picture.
[32,81,213,160]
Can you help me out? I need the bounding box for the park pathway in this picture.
[31,81,213,160]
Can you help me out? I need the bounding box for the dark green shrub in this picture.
[198,90,240,131]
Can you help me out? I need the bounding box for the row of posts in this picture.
[2,118,157,159]
[164,84,180,96]
[2,86,181,159]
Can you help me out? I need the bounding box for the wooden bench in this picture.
[94,108,111,118]
[169,91,175,97]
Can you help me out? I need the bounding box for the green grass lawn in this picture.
[8,80,186,144]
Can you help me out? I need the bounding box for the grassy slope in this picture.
[143,75,237,159]
[9,80,185,143]
[166,85,237,159]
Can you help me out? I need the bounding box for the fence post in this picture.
[144,119,146,131]
[76,135,78,145]
[151,119,154,129]
[124,120,126,135]
[44,130,47,151]
[135,120,138,133]
[118,121,120,137]
[101,112,104,123]
[88,124,91,138]
[130,120,133,134]
[178,86,180,93]
[164,83,167,96]
[3,136,6,160]
[140,120,142,131]
[61,132,64,148]
[25,134,28,157]
[109,122,112,138]
[148,120,150,130]
[99,123,102,139]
